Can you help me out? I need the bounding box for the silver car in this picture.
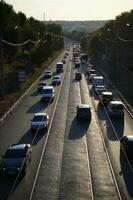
[31,112,49,132]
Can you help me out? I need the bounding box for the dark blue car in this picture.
[0,144,32,175]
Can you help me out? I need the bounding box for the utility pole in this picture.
[0,36,4,100]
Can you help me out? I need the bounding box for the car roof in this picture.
[93,76,104,79]
[44,71,52,73]
[89,69,95,72]
[124,136,133,142]
[57,62,63,65]
[34,112,47,117]
[109,101,123,105]
[78,104,90,109]
[38,81,47,84]
[53,75,60,78]
[42,86,54,89]
[102,92,113,96]
[9,144,30,150]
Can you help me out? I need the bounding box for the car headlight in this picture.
[17,167,20,171]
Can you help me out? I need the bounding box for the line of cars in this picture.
[86,62,133,162]
[86,64,124,118]
[73,54,92,122]
[0,54,68,176]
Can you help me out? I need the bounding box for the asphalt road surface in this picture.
[0,47,133,200]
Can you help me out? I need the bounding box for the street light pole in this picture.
[0,36,5,100]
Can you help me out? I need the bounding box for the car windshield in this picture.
[103,95,113,100]
[53,77,59,80]
[112,104,123,110]
[57,64,63,68]
[38,83,46,86]
[42,89,53,93]
[5,149,25,158]
[95,79,104,85]
[79,108,90,113]
[33,115,47,122]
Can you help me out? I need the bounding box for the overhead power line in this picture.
[2,39,31,46]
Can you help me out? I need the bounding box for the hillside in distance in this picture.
[44,20,108,32]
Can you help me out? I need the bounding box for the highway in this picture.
[0,46,133,200]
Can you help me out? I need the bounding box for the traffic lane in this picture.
[87,80,133,199]
[0,54,65,199]
[58,66,92,200]
[79,71,119,200]
[32,58,72,200]
[0,51,64,151]
[84,63,133,137]
[9,55,70,200]
[0,59,61,157]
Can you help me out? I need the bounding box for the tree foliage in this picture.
[80,9,133,66]
[0,0,64,63]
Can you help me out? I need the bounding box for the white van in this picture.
[93,76,106,94]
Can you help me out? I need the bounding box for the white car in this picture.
[52,75,61,85]
[41,86,55,102]
[31,113,49,132]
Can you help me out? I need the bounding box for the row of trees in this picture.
[80,9,133,73]
[80,9,133,106]
[0,0,64,100]
[0,0,64,64]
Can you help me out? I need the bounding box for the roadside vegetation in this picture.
[80,9,133,107]
[0,0,64,117]
[80,9,133,73]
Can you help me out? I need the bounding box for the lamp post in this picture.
[0,35,4,100]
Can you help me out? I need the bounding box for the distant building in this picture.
[44,20,108,32]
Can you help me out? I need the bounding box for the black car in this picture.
[120,136,133,160]
[76,104,91,121]
[75,61,80,68]
[75,72,82,81]
[37,81,47,91]
[107,101,124,117]
[43,71,52,79]
[0,144,32,175]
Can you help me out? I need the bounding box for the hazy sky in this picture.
[5,0,133,21]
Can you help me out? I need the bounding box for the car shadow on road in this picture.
[27,100,48,113]
[89,86,96,98]
[97,103,107,121]
[120,148,133,198]
[0,174,19,199]
[30,90,39,97]
[18,129,34,144]
[68,117,90,140]
[106,117,124,141]
[18,129,45,145]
